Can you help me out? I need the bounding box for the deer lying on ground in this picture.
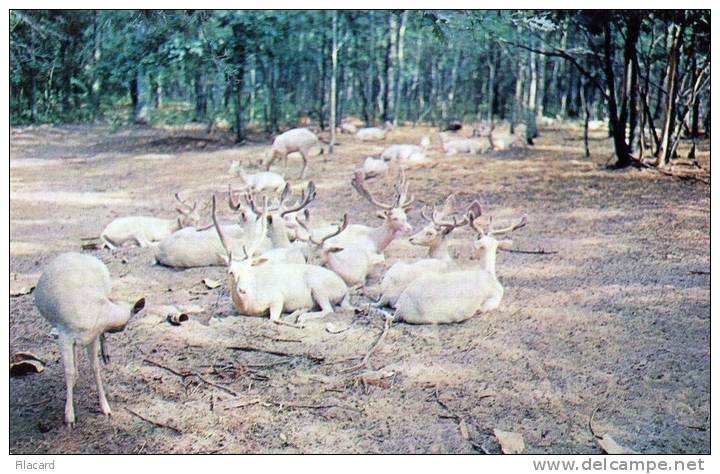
[322,170,414,260]
[340,122,358,134]
[374,196,482,308]
[355,121,394,141]
[211,195,352,327]
[361,157,389,178]
[296,171,413,287]
[266,128,320,179]
[228,162,286,193]
[100,193,201,249]
[380,136,431,163]
[34,252,145,427]
[392,212,527,324]
[154,189,271,268]
[297,212,377,287]
[438,132,490,156]
[242,182,317,264]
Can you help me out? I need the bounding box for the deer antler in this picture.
[319,213,349,246]
[351,169,394,210]
[394,169,415,208]
[280,181,317,216]
[489,215,528,236]
[228,184,244,211]
[175,192,198,212]
[211,195,231,260]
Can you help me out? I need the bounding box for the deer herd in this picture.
[32,120,529,427]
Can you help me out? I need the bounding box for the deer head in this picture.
[351,169,414,235]
[410,195,481,248]
[470,213,527,275]
[175,192,201,228]
[212,194,269,288]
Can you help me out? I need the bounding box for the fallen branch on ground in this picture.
[123,406,182,434]
[339,312,392,373]
[226,345,324,363]
[503,248,558,255]
[689,270,710,275]
[143,358,238,396]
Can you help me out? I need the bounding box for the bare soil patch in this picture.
[9,123,710,454]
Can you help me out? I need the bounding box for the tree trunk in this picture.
[393,10,407,126]
[580,78,590,158]
[383,12,397,123]
[602,22,631,167]
[131,69,150,125]
[536,42,546,117]
[231,22,247,143]
[329,10,338,154]
[486,50,495,122]
[658,22,683,168]
[194,69,207,120]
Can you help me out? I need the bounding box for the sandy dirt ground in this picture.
[9,122,710,454]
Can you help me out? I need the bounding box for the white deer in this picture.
[211,196,353,327]
[392,212,527,324]
[374,196,482,308]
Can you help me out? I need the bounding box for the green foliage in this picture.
[9,8,708,135]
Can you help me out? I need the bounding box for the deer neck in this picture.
[428,239,452,261]
[269,216,291,249]
[370,219,399,253]
[475,250,498,278]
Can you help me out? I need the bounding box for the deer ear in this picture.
[131,298,146,316]
[327,246,344,254]
[252,257,269,266]
[375,211,386,219]
[497,239,513,250]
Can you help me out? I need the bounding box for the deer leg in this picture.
[297,291,334,324]
[87,337,112,417]
[299,150,309,179]
[340,292,357,311]
[269,301,304,328]
[101,236,117,251]
[371,293,390,308]
[60,336,78,428]
[134,234,152,248]
[266,154,279,171]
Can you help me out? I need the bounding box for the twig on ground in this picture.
[689,270,710,275]
[123,406,182,434]
[503,248,558,255]
[266,400,361,413]
[339,313,392,373]
[143,358,238,396]
[588,405,602,439]
[226,345,324,363]
[254,334,302,343]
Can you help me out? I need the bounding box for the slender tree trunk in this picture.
[329,10,338,154]
[602,22,630,167]
[580,79,590,158]
[393,10,407,126]
[231,23,247,143]
[383,12,397,123]
[486,50,495,122]
[91,10,101,118]
[536,42,546,117]
[194,69,207,120]
[658,22,683,168]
